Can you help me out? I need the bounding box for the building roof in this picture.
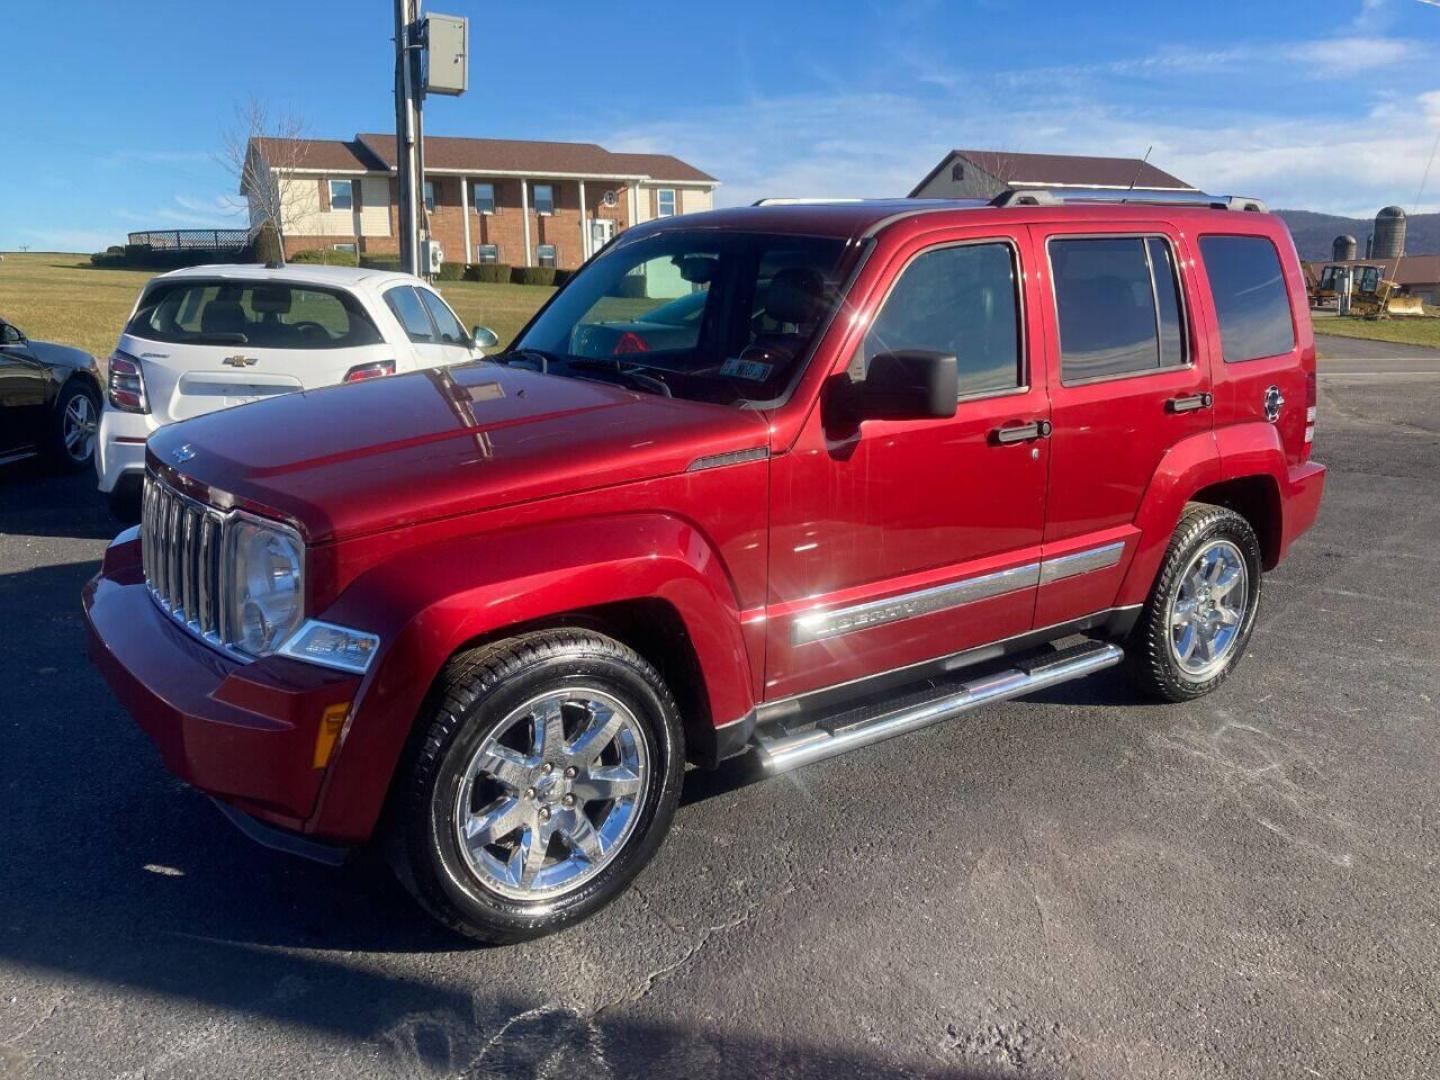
[910,149,1195,196]
[250,137,385,173]
[251,134,716,184]
[1314,256,1440,286]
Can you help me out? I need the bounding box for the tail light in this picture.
[107,351,148,413]
[613,332,650,355]
[1303,370,1317,459]
[343,360,396,383]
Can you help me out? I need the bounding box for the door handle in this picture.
[1166,392,1213,414]
[992,419,1052,444]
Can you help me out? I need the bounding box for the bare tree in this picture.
[218,97,312,263]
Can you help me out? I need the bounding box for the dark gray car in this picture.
[0,316,103,471]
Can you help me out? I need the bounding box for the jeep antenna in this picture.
[1127,146,1154,192]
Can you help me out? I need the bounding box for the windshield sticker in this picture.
[720,357,773,382]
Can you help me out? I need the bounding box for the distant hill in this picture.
[1276,209,1440,262]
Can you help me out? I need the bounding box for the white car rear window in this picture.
[127,282,383,349]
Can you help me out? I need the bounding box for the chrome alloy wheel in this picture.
[1168,538,1249,680]
[63,393,98,463]
[453,688,650,901]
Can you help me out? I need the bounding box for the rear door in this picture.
[764,225,1052,701]
[0,325,48,455]
[1030,223,1214,629]
[383,285,476,371]
[120,279,392,422]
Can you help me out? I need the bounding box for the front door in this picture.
[589,218,615,259]
[764,227,1052,701]
[1029,223,1215,629]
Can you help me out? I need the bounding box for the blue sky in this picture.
[3,0,1439,251]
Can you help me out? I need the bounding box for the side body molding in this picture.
[307,513,755,841]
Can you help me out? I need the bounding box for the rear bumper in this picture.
[1280,460,1326,561]
[96,409,158,493]
[84,532,362,841]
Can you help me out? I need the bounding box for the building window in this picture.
[537,244,557,268]
[533,184,555,215]
[332,243,357,254]
[423,181,436,212]
[328,179,354,211]
[473,182,495,214]
[951,163,965,181]
[656,188,677,217]
[1050,236,1189,383]
[476,244,499,264]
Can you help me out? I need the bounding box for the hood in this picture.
[147,362,771,543]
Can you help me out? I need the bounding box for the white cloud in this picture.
[1287,35,1418,72]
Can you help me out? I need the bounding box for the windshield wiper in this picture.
[493,347,563,372]
[565,358,673,398]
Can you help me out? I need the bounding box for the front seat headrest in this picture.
[764,267,826,325]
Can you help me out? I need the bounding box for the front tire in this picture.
[388,629,685,944]
[1127,503,1262,702]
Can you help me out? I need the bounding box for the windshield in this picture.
[511,230,853,404]
[127,281,383,349]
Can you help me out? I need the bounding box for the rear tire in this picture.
[1127,503,1262,702]
[47,379,101,472]
[387,629,685,944]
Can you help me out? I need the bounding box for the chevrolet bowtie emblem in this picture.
[222,355,259,367]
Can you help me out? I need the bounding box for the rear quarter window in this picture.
[1198,235,1296,362]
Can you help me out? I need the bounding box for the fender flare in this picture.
[308,512,755,840]
[1116,423,1289,608]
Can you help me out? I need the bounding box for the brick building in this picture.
[244,133,719,268]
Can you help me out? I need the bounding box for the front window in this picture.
[328,179,354,211]
[537,244,557,268]
[473,182,495,213]
[533,184,555,215]
[126,281,382,348]
[509,229,853,405]
[656,188,677,217]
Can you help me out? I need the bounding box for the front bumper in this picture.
[83,532,363,841]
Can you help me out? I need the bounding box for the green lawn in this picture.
[0,252,552,360]
[1314,313,1440,350]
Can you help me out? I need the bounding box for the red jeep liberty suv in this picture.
[85,190,1325,942]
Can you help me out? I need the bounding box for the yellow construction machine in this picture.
[1313,263,1428,317]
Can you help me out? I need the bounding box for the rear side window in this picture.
[126,281,382,349]
[417,289,468,345]
[384,286,435,343]
[1200,235,1296,363]
[858,241,1023,398]
[1050,236,1188,382]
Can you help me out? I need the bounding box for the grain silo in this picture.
[1333,235,1358,262]
[1374,206,1407,260]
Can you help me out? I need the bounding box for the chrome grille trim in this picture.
[141,472,238,658]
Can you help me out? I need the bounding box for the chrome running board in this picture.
[754,640,1124,773]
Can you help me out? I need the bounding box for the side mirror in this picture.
[842,350,958,422]
[0,323,24,346]
[471,325,500,350]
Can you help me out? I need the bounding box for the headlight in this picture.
[226,514,304,657]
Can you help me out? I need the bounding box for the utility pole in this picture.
[394,0,423,276]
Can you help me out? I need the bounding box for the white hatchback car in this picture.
[96,263,497,514]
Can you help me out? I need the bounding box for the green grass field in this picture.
[1313,313,1440,350]
[0,252,552,360]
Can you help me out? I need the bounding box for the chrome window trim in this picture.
[792,540,1129,645]
[1044,232,1196,389]
[852,236,1029,400]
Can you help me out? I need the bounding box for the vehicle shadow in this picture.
[0,461,119,541]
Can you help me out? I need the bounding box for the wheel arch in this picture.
[1190,474,1284,569]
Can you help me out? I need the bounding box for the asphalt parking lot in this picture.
[2,337,1438,1080]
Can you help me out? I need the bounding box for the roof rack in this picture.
[990,188,1269,213]
[751,197,871,206]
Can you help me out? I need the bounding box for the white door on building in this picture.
[589,218,615,258]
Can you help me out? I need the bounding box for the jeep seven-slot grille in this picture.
[141,473,227,645]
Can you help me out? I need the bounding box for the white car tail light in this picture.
[343,360,396,383]
[108,351,149,412]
